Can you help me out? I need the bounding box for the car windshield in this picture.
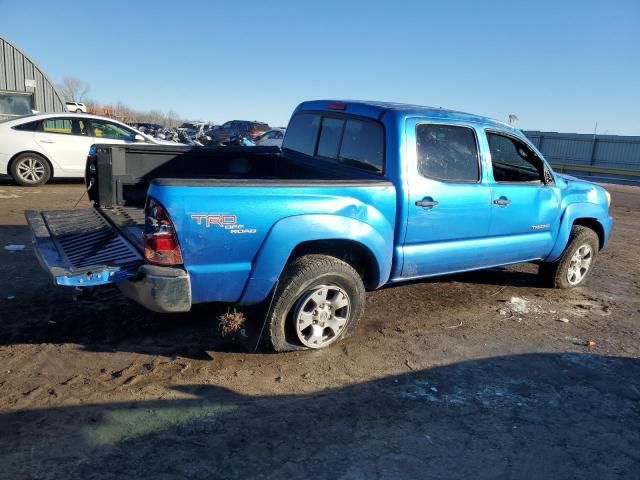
[179,123,198,129]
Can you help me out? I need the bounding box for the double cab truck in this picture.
[26,100,613,351]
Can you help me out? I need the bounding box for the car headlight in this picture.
[605,190,611,208]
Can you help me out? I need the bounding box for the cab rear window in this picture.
[282,113,321,156]
[282,112,384,173]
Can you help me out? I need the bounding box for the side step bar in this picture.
[25,208,143,287]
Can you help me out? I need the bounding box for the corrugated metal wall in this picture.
[525,131,640,185]
[0,36,65,119]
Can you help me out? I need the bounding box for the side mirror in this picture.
[134,134,146,143]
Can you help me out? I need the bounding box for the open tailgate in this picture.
[25,208,143,287]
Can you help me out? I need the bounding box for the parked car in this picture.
[208,120,270,142]
[255,128,286,147]
[131,122,165,131]
[26,100,613,352]
[0,113,175,186]
[65,101,87,113]
[178,121,213,137]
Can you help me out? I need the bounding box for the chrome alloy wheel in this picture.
[16,157,46,183]
[294,285,351,349]
[567,244,593,286]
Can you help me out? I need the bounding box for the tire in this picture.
[10,153,52,186]
[264,254,366,352]
[539,225,599,289]
[75,109,82,113]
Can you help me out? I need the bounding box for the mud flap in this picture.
[236,280,279,352]
[25,208,143,287]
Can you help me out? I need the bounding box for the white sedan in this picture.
[254,128,286,147]
[0,113,172,186]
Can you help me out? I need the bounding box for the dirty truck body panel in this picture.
[148,180,396,305]
[25,100,613,316]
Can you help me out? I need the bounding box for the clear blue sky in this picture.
[1,0,639,134]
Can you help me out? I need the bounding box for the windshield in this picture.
[179,123,198,129]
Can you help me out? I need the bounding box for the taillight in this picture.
[143,197,183,265]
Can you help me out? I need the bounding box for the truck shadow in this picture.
[1,224,558,359]
[1,352,638,479]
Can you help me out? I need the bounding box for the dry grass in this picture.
[217,308,246,336]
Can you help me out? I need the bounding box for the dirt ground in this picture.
[0,179,638,479]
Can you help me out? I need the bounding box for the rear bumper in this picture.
[0,153,10,175]
[117,264,192,313]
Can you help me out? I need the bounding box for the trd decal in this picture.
[191,214,237,227]
[531,224,551,230]
[191,214,256,234]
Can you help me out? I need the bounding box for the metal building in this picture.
[0,36,65,120]
[525,130,640,185]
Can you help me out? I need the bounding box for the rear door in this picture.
[400,120,493,278]
[483,130,561,263]
[35,117,94,175]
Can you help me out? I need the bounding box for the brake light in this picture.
[328,102,346,110]
[143,197,183,265]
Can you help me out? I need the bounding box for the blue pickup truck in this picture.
[26,100,613,351]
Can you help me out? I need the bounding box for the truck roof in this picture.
[298,99,518,134]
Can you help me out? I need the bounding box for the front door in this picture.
[89,119,140,145]
[483,130,561,264]
[400,120,493,279]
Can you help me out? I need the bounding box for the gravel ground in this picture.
[0,179,638,479]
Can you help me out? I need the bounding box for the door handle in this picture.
[416,198,439,208]
[493,197,511,206]
[40,139,55,144]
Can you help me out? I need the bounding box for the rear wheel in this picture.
[75,109,82,113]
[264,254,365,352]
[10,153,51,186]
[539,225,599,289]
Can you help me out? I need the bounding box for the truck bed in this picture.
[87,144,379,208]
[99,206,145,251]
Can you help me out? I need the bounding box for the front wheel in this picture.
[264,254,365,352]
[539,225,599,289]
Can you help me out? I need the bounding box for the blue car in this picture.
[26,100,613,351]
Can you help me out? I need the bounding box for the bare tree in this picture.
[508,113,519,125]
[166,109,180,128]
[58,77,91,102]
[82,98,183,127]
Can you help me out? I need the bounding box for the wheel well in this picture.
[288,239,380,290]
[573,218,605,249]
[8,151,54,177]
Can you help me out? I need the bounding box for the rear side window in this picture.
[282,113,321,156]
[416,124,479,182]
[339,119,384,172]
[283,112,384,173]
[13,120,41,132]
[42,118,88,136]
